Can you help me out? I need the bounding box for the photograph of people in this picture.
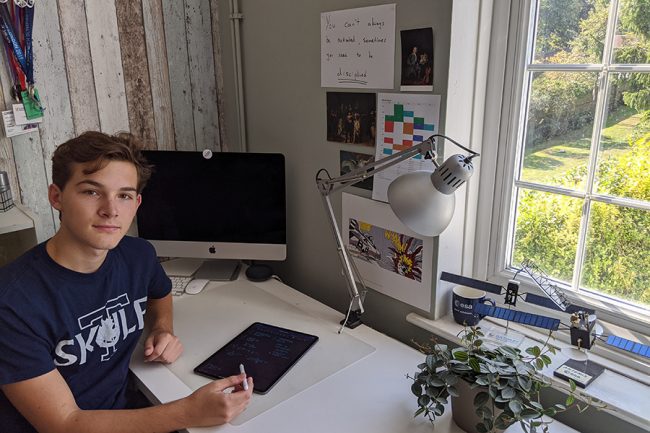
[400,28,434,90]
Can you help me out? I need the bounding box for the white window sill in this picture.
[406,312,650,431]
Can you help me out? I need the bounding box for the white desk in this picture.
[130,275,577,433]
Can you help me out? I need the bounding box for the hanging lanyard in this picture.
[0,1,41,116]
[0,4,27,86]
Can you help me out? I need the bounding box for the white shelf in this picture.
[0,204,35,235]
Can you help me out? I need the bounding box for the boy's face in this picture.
[48,160,141,254]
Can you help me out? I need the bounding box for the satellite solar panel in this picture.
[605,335,650,359]
[524,293,595,315]
[475,304,560,331]
[440,272,503,295]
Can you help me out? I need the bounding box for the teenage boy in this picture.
[0,132,253,433]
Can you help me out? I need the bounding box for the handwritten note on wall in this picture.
[321,4,396,89]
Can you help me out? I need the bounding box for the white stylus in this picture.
[239,363,249,390]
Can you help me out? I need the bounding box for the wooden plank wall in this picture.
[0,0,226,242]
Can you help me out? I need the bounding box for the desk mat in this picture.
[164,281,376,425]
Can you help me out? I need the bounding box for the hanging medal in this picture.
[0,0,43,122]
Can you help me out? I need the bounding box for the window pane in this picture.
[533,0,609,64]
[581,202,650,306]
[511,189,582,284]
[521,72,599,190]
[612,0,650,64]
[596,73,650,201]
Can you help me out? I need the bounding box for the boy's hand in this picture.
[144,329,183,363]
[186,374,254,426]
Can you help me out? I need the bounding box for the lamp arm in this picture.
[317,136,435,195]
[316,134,479,195]
[320,192,366,315]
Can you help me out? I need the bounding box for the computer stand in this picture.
[194,259,242,281]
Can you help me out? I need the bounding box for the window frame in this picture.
[477,0,650,355]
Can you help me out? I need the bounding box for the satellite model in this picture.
[441,260,648,386]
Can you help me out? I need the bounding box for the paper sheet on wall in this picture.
[321,4,395,89]
[341,192,432,311]
[372,93,441,202]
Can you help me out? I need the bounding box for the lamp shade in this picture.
[387,170,455,236]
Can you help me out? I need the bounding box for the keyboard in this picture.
[170,275,193,296]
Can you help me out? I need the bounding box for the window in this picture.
[503,0,650,311]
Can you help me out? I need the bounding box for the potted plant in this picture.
[408,327,600,433]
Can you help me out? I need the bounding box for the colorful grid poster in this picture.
[372,93,441,202]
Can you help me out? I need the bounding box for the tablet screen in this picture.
[193,322,318,394]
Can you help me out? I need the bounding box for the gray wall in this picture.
[217,0,452,344]
[214,2,648,432]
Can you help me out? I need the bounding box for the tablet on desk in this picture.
[193,322,319,394]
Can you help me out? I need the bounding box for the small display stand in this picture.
[554,358,605,388]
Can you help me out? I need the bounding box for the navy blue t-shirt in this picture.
[0,236,171,432]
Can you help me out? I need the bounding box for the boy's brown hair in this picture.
[52,131,152,193]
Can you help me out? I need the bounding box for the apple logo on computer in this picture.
[209,246,216,254]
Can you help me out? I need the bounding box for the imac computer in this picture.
[136,150,286,280]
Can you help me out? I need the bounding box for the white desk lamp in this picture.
[316,134,480,330]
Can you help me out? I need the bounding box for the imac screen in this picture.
[136,151,286,261]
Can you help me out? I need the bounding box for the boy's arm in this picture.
[2,368,253,433]
[143,293,183,363]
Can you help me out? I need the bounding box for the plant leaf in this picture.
[429,377,446,387]
[530,401,544,411]
[509,400,523,414]
[469,357,481,372]
[426,354,436,370]
[444,374,459,385]
[499,345,519,357]
[418,395,431,407]
[453,350,469,361]
[566,394,575,406]
[411,383,422,397]
[501,387,516,399]
[520,408,541,420]
[526,346,541,357]
[544,408,557,417]
[476,376,490,386]
[518,375,532,392]
[447,385,460,397]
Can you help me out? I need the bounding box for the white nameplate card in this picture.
[12,103,44,125]
[2,110,38,138]
[555,364,592,383]
[481,325,525,349]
